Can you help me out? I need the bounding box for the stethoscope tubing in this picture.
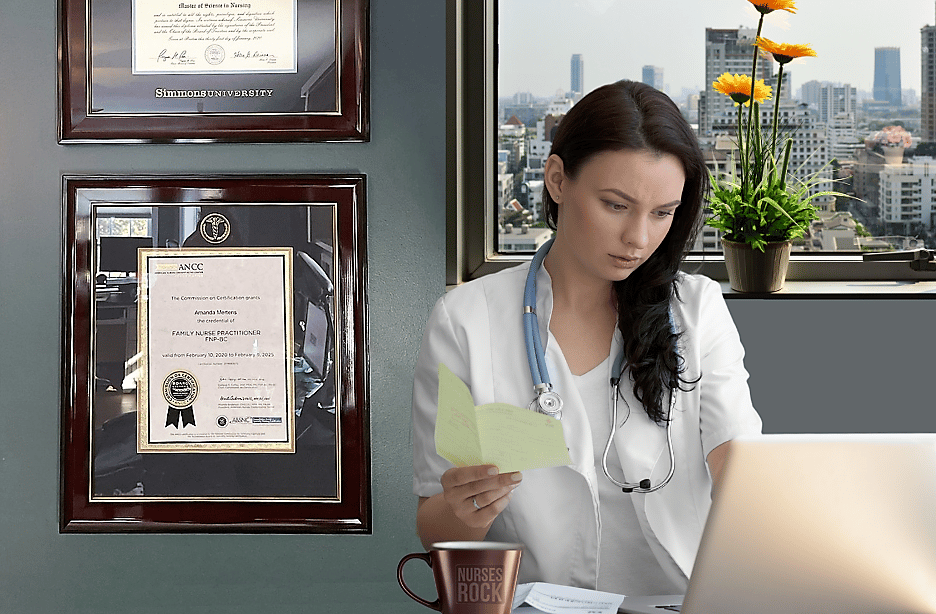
[523,238,552,388]
[524,238,675,494]
[602,382,676,493]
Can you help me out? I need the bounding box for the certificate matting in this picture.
[61,174,370,533]
[138,248,296,453]
[59,0,369,142]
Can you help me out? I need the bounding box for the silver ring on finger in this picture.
[472,497,481,510]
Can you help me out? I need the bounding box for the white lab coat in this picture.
[412,263,762,589]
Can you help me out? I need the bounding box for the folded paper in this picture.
[435,363,571,474]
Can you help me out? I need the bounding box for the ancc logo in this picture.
[199,213,231,244]
[154,262,204,272]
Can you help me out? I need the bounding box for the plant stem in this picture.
[737,103,745,186]
[744,14,765,201]
[745,14,765,178]
[779,138,793,191]
[771,63,784,161]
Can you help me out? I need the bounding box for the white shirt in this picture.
[575,353,684,596]
[412,263,762,590]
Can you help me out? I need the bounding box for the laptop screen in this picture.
[680,433,936,614]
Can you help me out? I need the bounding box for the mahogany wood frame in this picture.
[61,174,370,532]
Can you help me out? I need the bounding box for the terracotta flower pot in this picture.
[721,239,791,293]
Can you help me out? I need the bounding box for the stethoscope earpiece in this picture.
[524,239,676,494]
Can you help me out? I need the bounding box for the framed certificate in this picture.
[59,0,369,142]
[137,248,297,453]
[61,174,370,532]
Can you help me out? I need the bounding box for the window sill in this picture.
[688,254,936,297]
[448,252,936,298]
[720,280,936,298]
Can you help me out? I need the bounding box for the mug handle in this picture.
[397,552,442,611]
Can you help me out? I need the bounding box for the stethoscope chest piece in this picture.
[529,386,563,420]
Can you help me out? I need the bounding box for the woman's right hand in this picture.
[440,464,523,530]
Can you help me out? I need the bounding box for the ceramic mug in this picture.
[397,541,522,614]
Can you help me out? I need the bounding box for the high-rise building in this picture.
[700,27,774,136]
[799,80,856,122]
[879,157,936,234]
[818,83,857,124]
[798,81,859,161]
[873,47,902,106]
[570,54,584,99]
[642,65,664,92]
[800,80,823,107]
[922,10,936,142]
[827,112,861,163]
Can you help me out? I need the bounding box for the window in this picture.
[96,214,151,238]
[94,207,154,278]
[448,0,936,287]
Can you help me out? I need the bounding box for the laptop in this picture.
[619,433,936,614]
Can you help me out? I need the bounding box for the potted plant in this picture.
[706,0,839,292]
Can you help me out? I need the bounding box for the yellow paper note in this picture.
[435,363,571,473]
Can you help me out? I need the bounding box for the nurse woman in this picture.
[411,80,762,596]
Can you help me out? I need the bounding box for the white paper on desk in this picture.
[511,582,625,614]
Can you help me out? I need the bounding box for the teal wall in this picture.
[1,1,935,613]
[0,0,442,611]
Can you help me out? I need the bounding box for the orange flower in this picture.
[746,0,796,14]
[756,37,817,65]
[712,73,772,106]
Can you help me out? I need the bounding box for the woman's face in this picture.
[545,148,686,284]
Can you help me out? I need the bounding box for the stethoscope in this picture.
[523,238,676,494]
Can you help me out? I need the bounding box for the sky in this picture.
[499,0,934,100]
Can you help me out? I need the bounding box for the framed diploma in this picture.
[59,0,368,142]
[61,174,370,532]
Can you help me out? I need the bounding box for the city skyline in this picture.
[499,0,932,100]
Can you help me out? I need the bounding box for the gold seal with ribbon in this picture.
[163,370,199,428]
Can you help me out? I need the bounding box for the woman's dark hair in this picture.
[544,80,707,424]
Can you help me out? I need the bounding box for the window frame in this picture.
[446,0,936,289]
